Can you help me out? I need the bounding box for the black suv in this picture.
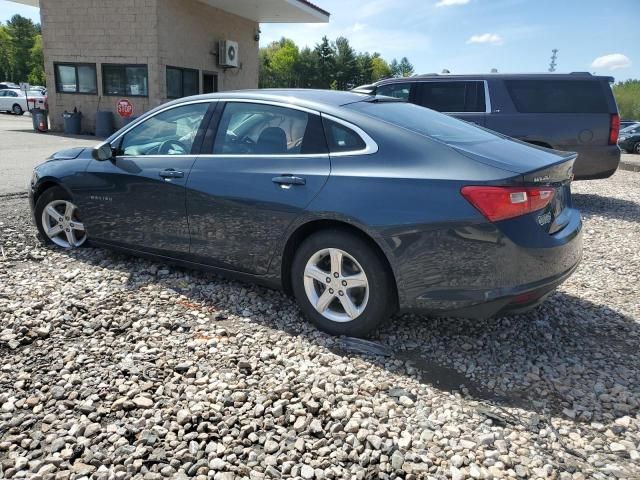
[355,73,621,179]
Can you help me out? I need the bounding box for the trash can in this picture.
[95,111,115,138]
[63,111,82,135]
[31,108,48,133]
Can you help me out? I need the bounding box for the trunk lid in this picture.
[449,136,576,174]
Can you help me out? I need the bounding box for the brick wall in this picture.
[40,0,259,133]
[157,0,259,95]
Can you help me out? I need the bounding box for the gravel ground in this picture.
[1,171,639,480]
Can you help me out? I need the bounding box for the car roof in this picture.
[174,89,373,110]
[373,72,613,85]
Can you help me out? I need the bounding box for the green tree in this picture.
[0,24,16,81]
[334,36,358,90]
[613,79,640,120]
[356,52,373,85]
[296,47,318,88]
[6,14,39,82]
[259,37,299,88]
[389,58,400,77]
[370,54,392,82]
[313,36,335,89]
[28,33,45,85]
[398,56,415,77]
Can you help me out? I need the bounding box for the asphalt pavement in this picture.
[0,114,96,195]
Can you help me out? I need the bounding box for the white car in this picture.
[0,89,47,115]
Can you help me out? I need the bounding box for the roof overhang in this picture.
[7,0,330,23]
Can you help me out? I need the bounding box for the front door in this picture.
[186,100,330,274]
[80,101,212,254]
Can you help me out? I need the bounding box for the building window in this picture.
[54,63,97,94]
[166,66,199,99]
[102,64,148,97]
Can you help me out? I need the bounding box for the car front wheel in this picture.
[35,186,87,248]
[634,142,640,154]
[12,104,24,115]
[291,229,396,337]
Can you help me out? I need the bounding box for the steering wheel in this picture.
[158,139,188,155]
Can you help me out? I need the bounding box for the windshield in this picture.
[346,101,501,144]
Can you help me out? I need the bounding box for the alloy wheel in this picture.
[303,248,369,322]
[41,199,87,248]
[635,143,640,154]
[13,104,22,115]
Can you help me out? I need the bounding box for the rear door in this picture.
[186,100,330,274]
[80,101,213,255]
[413,80,487,126]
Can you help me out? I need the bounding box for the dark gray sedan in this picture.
[29,90,582,337]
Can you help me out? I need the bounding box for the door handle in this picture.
[159,168,184,179]
[272,175,306,186]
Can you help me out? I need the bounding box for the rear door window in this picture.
[322,118,366,153]
[505,80,608,113]
[376,83,412,101]
[213,102,327,155]
[414,81,486,113]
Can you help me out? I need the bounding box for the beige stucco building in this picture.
[12,0,329,132]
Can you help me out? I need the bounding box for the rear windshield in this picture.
[346,101,501,144]
[505,80,609,113]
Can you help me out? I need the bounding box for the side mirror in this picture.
[92,142,114,161]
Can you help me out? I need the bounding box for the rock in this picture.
[330,407,348,420]
[133,396,154,408]
[300,465,315,479]
[391,450,404,470]
[176,409,191,425]
[264,440,279,454]
[72,462,96,476]
[84,423,101,438]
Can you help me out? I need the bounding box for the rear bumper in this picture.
[412,259,580,319]
[395,208,583,318]
[564,144,620,180]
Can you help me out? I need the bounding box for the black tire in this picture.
[291,229,396,337]
[12,104,24,115]
[634,142,640,155]
[34,186,87,248]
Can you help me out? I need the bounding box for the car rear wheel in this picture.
[291,229,396,337]
[634,142,640,154]
[12,104,24,115]
[35,186,87,248]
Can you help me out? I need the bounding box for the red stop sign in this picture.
[117,98,134,118]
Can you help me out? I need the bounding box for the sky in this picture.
[1,0,637,81]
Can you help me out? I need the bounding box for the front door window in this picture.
[119,102,209,156]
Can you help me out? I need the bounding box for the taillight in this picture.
[609,113,620,145]
[461,186,555,222]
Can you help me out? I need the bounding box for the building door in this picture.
[203,73,218,94]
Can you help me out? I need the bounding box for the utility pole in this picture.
[549,49,558,72]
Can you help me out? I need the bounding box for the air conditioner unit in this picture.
[219,40,239,68]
